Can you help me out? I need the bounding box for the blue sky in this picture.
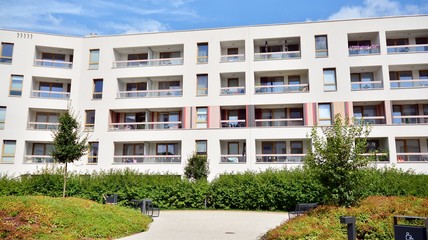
[0,0,427,36]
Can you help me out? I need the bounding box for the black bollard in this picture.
[340,216,356,240]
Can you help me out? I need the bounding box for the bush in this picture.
[184,154,210,180]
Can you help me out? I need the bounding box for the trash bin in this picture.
[394,215,427,240]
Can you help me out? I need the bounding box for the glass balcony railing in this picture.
[28,122,59,130]
[109,121,182,130]
[387,44,428,54]
[254,51,301,60]
[354,116,386,124]
[255,154,306,163]
[351,81,383,90]
[31,90,70,99]
[348,45,380,55]
[390,79,428,89]
[113,155,181,163]
[117,89,183,98]
[34,59,72,68]
[255,84,308,94]
[220,54,245,62]
[113,58,183,68]
[255,118,304,127]
[397,153,428,162]
[220,119,246,128]
[392,115,428,124]
[220,87,245,95]
[24,155,55,164]
[220,155,246,163]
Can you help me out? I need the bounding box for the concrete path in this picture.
[118,210,288,240]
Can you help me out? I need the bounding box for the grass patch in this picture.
[263,196,428,240]
[0,196,151,239]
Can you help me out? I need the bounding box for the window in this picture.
[318,103,332,126]
[353,106,377,124]
[88,142,99,164]
[0,43,14,63]
[35,112,59,130]
[196,107,208,128]
[85,110,95,131]
[197,74,208,96]
[228,142,239,155]
[123,144,144,156]
[160,51,180,59]
[157,143,177,155]
[89,49,99,69]
[38,82,66,99]
[323,68,337,91]
[197,43,208,63]
[93,79,103,99]
[1,140,16,163]
[389,71,413,88]
[259,76,284,93]
[9,75,23,96]
[351,72,376,90]
[419,70,428,79]
[261,141,286,162]
[159,81,181,96]
[396,139,420,161]
[195,140,207,156]
[315,35,328,57]
[290,141,303,154]
[393,105,418,124]
[0,107,6,130]
[32,143,54,156]
[386,38,409,46]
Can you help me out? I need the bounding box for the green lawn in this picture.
[263,196,428,240]
[0,196,152,239]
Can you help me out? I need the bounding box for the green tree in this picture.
[51,107,88,197]
[304,114,372,206]
[184,154,210,181]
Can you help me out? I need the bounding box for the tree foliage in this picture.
[51,107,88,197]
[184,154,210,181]
[304,114,372,206]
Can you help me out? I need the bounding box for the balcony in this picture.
[27,109,64,130]
[350,66,383,91]
[386,30,428,54]
[255,105,304,127]
[33,46,73,69]
[117,76,183,99]
[113,141,181,164]
[113,45,183,68]
[220,72,245,95]
[361,138,389,162]
[24,142,54,164]
[31,77,71,99]
[220,40,245,63]
[109,108,183,131]
[392,102,428,125]
[389,65,428,89]
[254,70,309,94]
[220,140,246,163]
[353,101,386,125]
[220,106,246,128]
[396,138,428,162]
[256,140,306,163]
[348,32,380,56]
[254,37,300,61]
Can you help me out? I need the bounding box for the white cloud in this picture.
[328,0,428,20]
[106,19,170,34]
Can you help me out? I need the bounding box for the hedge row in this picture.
[0,167,427,211]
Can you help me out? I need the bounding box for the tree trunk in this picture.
[63,162,67,198]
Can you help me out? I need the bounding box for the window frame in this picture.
[323,68,337,92]
[1,140,16,163]
[196,107,208,128]
[85,110,96,131]
[0,107,6,130]
[318,103,332,126]
[9,75,23,97]
[197,74,208,96]
[197,43,208,63]
[92,79,103,99]
[315,35,328,57]
[0,42,14,64]
[195,140,207,156]
[88,142,99,164]
[89,49,100,70]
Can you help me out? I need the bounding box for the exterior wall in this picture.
[1,15,428,179]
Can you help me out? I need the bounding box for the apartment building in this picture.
[1,15,428,179]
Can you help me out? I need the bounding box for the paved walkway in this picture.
[118,210,288,240]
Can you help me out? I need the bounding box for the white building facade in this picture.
[1,15,428,179]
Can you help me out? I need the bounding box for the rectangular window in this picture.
[396,139,420,162]
[323,68,337,91]
[88,142,99,164]
[419,70,428,79]
[197,74,208,96]
[85,110,95,131]
[197,43,208,63]
[0,107,6,130]
[93,79,103,99]
[0,43,14,64]
[318,103,332,126]
[195,140,207,156]
[35,112,59,130]
[1,140,16,163]
[315,35,328,57]
[157,143,177,155]
[196,107,208,128]
[290,141,303,154]
[123,143,144,156]
[228,142,239,155]
[89,49,99,69]
[9,75,23,96]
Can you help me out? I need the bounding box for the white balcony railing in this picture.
[220,155,246,163]
[387,44,428,54]
[255,84,309,94]
[351,81,383,90]
[390,79,428,89]
[256,154,306,163]
[113,58,183,68]
[348,45,380,55]
[354,116,386,124]
[255,118,304,127]
[254,51,301,60]
[397,153,428,162]
[220,87,245,95]
[28,122,59,130]
[220,54,245,62]
[34,59,73,68]
[220,119,246,128]
[109,121,182,130]
[113,155,181,163]
[117,89,183,98]
[31,90,70,99]
[24,155,55,164]
[392,115,428,124]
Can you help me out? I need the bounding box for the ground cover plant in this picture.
[0,196,151,240]
[262,196,428,240]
